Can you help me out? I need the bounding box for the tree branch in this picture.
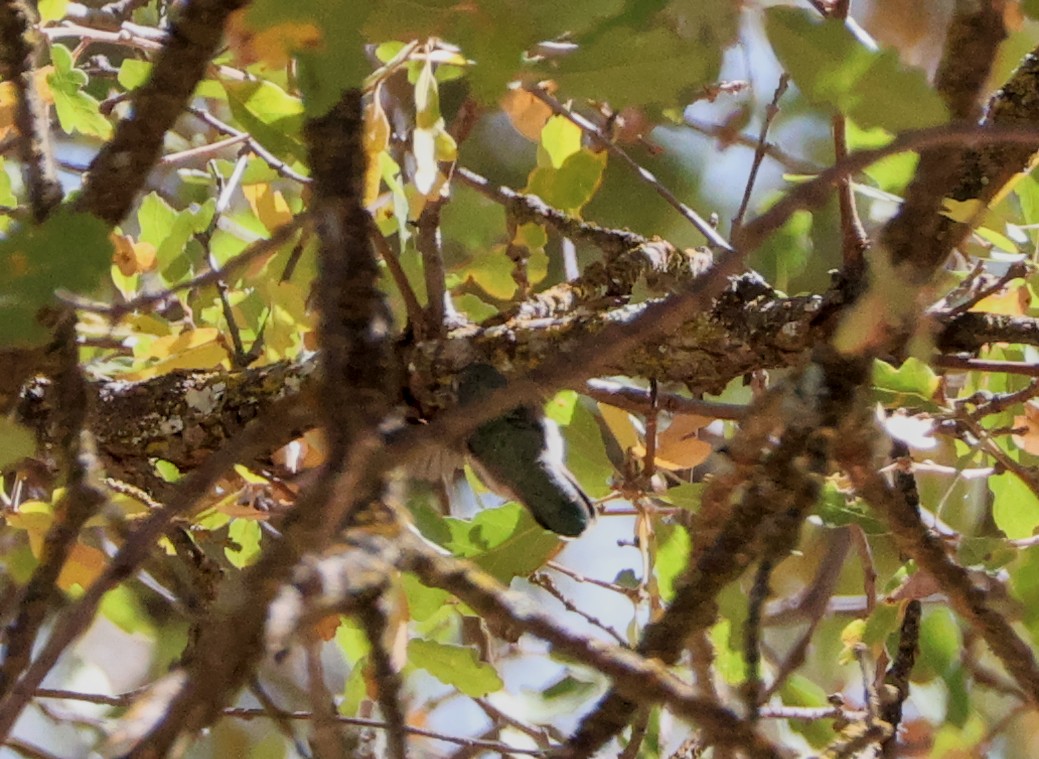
[73,0,248,225]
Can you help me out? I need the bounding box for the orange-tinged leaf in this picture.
[500,86,552,141]
[0,67,54,140]
[971,284,1030,316]
[226,10,322,69]
[243,183,293,231]
[58,542,106,591]
[635,414,713,471]
[1013,402,1039,456]
[313,613,341,642]
[110,233,157,276]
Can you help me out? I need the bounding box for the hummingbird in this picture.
[456,363,595,538]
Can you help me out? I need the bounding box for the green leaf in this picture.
[118,60,224,99]
[0,159,14,207]
[0,418,35,468]
[545,390,579,426]
[765,8,947,132]
[549,3,737,107]
[118,59,151,90]
[539,674,600,704]
[225,519,263,568]
[453,293,497,322]
[559,400,613,499]
[100,585,154,635]
[814,480,886,534]
[154,459,182,483]
[138,194,215,283]
[526,149,607,213]
[663,482,705,512]
[408,638,503,697]
[1011,546,1039,633]
[872,357,940,408]
[539,116,582,169]
[224,80,305,162]
[467,247,516,300]
[37,0,68,22]
[0,207,112,346]
[340,655,368,716]
[753,207,812,293]
[444,502,560,583]
[918,607,962,677]
[990,473,1039,539]
[708,618,746,684]
[654,523,690,603]
[401,573,451,622]
[780,674,833,748]
[48,45,112,139]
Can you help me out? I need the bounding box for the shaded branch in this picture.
[0,0,62,219]
[73,0,248,225]
[838,433,1039,707]
[401,533,786,759]
[0,316,105,699]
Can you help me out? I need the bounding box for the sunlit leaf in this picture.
[224,79,305,162]
[226,519,263,568]
[0,418,35,468]
[408,639,503,697]
[0,207,112,346]
[48,45,112,139]
[991,473,1039,539]
[444,502,560,583]
[501,86,553,141]
[766,7,947,131]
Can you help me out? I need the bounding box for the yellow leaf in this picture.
[243,183,293,231]
[597,403,641,453]
[7,500,54,551]
[940,197,987,225]
[364,98,391,206]
[128,327,229,380]
[838,618,866,665]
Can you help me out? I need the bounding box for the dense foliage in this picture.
[4,1,1039,757]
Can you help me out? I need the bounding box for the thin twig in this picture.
[523,84,734,254]
[0,400,310,738]
[304,636,347,758]
[683,116,817,173]
[359,598,408,759]
[188,107,311,184]
[584,380,746,421]
[32,688,552,755]
[732,74,789,239]
[63,213,310,317]
[935,355,1039,377]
